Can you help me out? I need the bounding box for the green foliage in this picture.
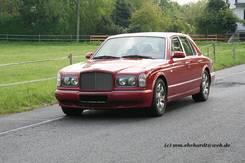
[0,0,20,16]
[19,0,72,34]
[96,16,126,34]
[181,0,207,33]
[112,0,132,28]
[0,15,27,34]
[206,0,227,11]
[129,2,167,32]
[165,18,192,33]
[0,0,115,35]
[95,0,132,35]
[0,0,23,34]
[197,0,238,34]
[79,0,114,35]
[0,0,240,35]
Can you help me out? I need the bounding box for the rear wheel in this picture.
[149,78,167,117]
[192,70,210,102]
[61,107,83,116]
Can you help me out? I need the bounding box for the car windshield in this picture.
[93,37,166,59]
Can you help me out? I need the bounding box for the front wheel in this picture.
[61,107,83,116]
[149,78,167,117]
[192,70,210,102]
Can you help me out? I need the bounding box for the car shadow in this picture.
[165,97,195,113]
[61,97,195,122]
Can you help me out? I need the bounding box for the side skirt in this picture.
[167,87,200,102]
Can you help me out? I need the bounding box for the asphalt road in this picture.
[0,65,245,163]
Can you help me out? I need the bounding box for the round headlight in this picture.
[117,76,137,87]
[62,76,78,87]
[63,77,70,85]
[118,78,127,86]
[128,76,136,86]
[70,77,78,86]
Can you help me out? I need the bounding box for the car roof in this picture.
[108,32,189,39]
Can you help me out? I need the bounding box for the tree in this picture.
[129,2,167,32]
[206,0,227,11]
[0,0,20,16]
[181,0,207,33]
[165,18,192,33]
[197,0,237,34]
[112,0,133,28]
[0,0,25,34]
[95,15,126,34]
[76,0,114,35]
[17,0,115,35]
[19,0,71,34]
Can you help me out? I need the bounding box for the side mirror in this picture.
[172,51,185,58]
[85,52,93,59]
[168,51,185,64]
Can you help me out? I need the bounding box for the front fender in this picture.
[150,71,168,90]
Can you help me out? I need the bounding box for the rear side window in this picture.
[171,37,183,52]
[180,37,195,56]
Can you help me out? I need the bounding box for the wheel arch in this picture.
[152,73,168,94]
[202,66,211,84]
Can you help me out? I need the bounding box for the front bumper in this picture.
[55,89,153,110]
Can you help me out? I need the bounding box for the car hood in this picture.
[60,59,167,74]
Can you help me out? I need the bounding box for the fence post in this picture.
[68,54,73,65]
[38,34,41,42]
[207,47,209,57]
[6,34,9,41]
[232,43,236,64]
[212,43,216,63]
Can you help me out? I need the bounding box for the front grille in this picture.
[80,72,112,90]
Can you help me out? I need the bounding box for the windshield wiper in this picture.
[93,55,120,59]
[122,55,153,59]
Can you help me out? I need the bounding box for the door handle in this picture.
[185,60,195,64]
[198,60,203,63]
[185,61,194,64]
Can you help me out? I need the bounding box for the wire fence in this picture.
[199,41,245,72]
[200,43,234,63]
[0,54,81,88]
[0,34,109,42]
[0,54,80,68]
[0,77,56,88]
[1,34,245,42]
[0,37,244,88]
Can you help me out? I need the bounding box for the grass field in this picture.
[198,41,245,70]
[0,42,98,114]
[0,41,244,114]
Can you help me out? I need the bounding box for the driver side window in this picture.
[171,37,183,52]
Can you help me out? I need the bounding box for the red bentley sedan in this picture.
[55,32,215,116]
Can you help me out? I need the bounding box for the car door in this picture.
[179,36,201,90]
[167,36,190,98]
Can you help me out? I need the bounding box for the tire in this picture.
[149,78,167,117]
[192,70,211,102]
[61,107,83,116]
